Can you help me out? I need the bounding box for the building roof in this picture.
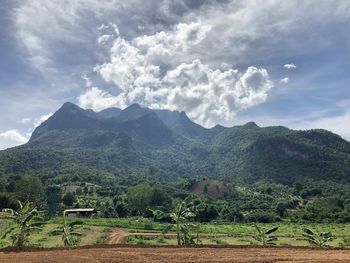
[64,208,95,213]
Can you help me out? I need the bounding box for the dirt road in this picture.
[1,246,350,263]
[104,229,129,244]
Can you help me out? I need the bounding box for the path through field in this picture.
[105,229,129,244]
[1,246,350,263]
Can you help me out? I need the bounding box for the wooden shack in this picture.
[63,208,96,218]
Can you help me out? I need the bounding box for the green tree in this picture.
[47,185,62,217]
[0,193,18,210]
[1,201,44,247]
[151,187,172,209]
[15,176,43,205]
[0,177,7,192]
[113,197,128,218]
[127,182,153,215]
[62,192,76,206]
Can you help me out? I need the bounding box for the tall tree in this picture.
[127,182,153,215]
[47,185,62,217]
[15,176,43,205]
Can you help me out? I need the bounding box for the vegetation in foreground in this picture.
[1,212,350,248]
[0,174,350,249]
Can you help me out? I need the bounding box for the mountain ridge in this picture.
[1,102,350,186]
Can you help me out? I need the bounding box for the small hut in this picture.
[63,208,96,218]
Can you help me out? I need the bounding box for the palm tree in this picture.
[1,201,44,247]
[50,218,83,247]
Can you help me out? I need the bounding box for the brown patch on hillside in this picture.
[191,180,233,198]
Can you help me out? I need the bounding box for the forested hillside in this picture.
[1,102,349,185]
[0,102,349,223]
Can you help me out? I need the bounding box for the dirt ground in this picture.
[1,246,350,263]
[104,229,129,244]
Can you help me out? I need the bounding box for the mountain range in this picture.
[0,102,349,186]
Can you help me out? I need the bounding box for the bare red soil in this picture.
[191,179,233,198]
[104,229,129,244]
[1,246,350,263]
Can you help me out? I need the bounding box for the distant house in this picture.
[63,208,96,218]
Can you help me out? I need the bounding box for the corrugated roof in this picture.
[64,208,95,212]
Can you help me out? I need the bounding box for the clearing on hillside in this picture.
[191,179,233,198]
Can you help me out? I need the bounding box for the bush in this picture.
[246,211,280,223]
[62,192,76,206]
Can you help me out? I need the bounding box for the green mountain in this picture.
[0,102,349,186]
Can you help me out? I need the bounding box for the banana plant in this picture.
[180,224,195,245]
[1,201,44,247]
[50,218,83,247]
[253,224,278,245]
[149,201,196,245]
[169,201,196,245]
[302,228,334,247]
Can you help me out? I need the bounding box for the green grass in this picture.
[127,236,173,245]
[0,221,109,248]
[49,217,167,231]
[199,222,350,237]
[1,217,350,248]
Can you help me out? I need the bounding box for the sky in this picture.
[0,0,350,150]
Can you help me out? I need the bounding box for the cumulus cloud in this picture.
[82,74,93,88]
[11,0,350,130]
[0,130,29,150]
[93,22,273,127]
[0,112,54,150]
[280,77,289,84]
[14,1,348,79]
[34,113,53,128]
[13,0,207,74]
[284,64,296,69]
[77,87,118,112]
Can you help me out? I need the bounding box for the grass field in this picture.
[1,216,350,248]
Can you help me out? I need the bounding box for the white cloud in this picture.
[284,63,296,69]
[0,130,29,150]
[34,113,53,128]
[234,101,350,141]
[0,113,54,150]
[20,118,31,124]
[94,22,273,127]
[11,0,350,130]
[298,111,350,140]
[280,77,289,84]
[15,1,349,78]
[77,87,118,112]
[82,74,93,87]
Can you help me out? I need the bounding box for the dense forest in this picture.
[0,102,350,223]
